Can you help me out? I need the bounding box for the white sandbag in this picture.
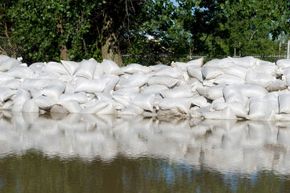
[59,92,89,104]
[227,101,248,118]
[245,71,275,87]
[141,84,168,94]
[1,100,13,110]
[102,75,119,93]
[221,65,248,80]
[44,62,68,75]
[118,106,144,115]
[201,66,223,80]
[171,57,203,71]
[122,63,151,74]
[255,60,277,75]
[264,93,279,114]
[0,87,16,102]
[277,59,290,69]
[11,89,31,112]
[81,101,110,114]
[158,98,191,113]
[75,59,97,79]
[117,73,149,88]
[189,95,209,107]
[202,107,236,120]
[278,94,290,114]
[22,79,64,90]
[50,104,69,114]
[58,100,82,113]
[265,80,287,92]
[7,66,34,79]
[40,85,65,100]
[22,99,39,113]
[148,75,179,88]
[153,66,183,79]
[160,85,193,98]
[248,98,274,120]
[29,62,45,73]
[211,98,227,111]
[223,86,247,103]
[187,66,203,81]
[149,64,168,72]
[132,93,155,111]
[0,56,21,71]
[241,84,268,98]
[229,56,258,68]
[74,78,106,93]
[101,59,120,75]
[34,96,57,110]
[214,74,245,85]
[0,79,21,89]
[61,60,80,75]
[198,84,223,100]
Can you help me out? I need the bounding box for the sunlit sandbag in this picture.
[75,59,97,79]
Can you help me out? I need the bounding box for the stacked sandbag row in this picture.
[0,54,290,120]
[1,112,290,175]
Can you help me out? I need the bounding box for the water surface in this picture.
[0,112,289,193]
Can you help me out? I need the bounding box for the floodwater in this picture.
[0,112,290,193]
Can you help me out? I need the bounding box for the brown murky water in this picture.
[0,112,289,193]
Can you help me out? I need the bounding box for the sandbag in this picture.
[221,65,248,79]
[74,78,106,93]
[245,71,275,87]
[101,59,120,75]
[59,92,89,104]
[44,62,68,75]
[187,66,203,81]
[265,80,287,92]
[122,63,151,74]
[202,107,236,120]
[214,74,245,85]
[148,76,179,88]
[158,98,191,113]
[279,94,290,114]
[61,60,80,75]
[229,56,257,68]
[34,96,57,110]
[7,66,34,79]
[154,66,183,79]
[75,59,97,79]
[22,99,39,113]
[248,98,274,120]
[132,93,155,111]
[0,56,21,71]
[0,87,16,102]
[201,66,223,80]
[171,57,203,71]
[11,89,31,112]
[277,59,290,69]
[81,101,111,114]
[117,73,149,88]
[0,79,21,89]
[40,85,65,100]
[58,100,82,113]
[160,85,193,98]
[141,84,168,94]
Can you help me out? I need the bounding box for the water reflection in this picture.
[0,112,289,192]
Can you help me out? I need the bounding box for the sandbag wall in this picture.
[0,55,290,120]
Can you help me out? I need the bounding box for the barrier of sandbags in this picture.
[0,54,290,120]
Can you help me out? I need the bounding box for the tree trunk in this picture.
[101,33,123,65]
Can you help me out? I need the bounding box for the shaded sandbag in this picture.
[40,85,65,100]
[61,60,80,75]
[75,59,97,79]
[277,59,290,69]
[22,99,39,113]
[0,55,21,71]
[59,92,89,104]
[265,80,287,92]
[148,75,180,88]
[187,66,203,81]
[6,66,34,79]
[141,84,168,94]
[117,73,149,88]
[50,104,69,114]
[0,87,16,102]
[248,98,274,120]
[132,93,155,111]
[58,100,82,113]
[213,74,245,85]
[122,63,151,74]
[11,89,31,112]
[34,96,57,110]
[202,107,236,120]
[245,71,275,87]
[278,93,290,114]
[101,59,120,75]
[44,62,68,75]
[0,79,21,89]
[201,66,223,80]
[74,78,107,93]
[160,85,193,98]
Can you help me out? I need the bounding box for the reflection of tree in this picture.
[0,152,288,193]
